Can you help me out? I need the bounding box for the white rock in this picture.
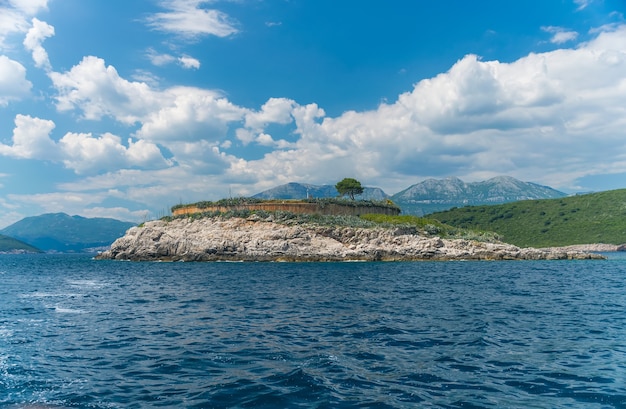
[97,217,605,262]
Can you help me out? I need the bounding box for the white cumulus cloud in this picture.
[0,115,172,175]
[135,86,247,142]
[59,132,172,174]
[23,17,54,69]
[244,97,296,130]
[223,25,626,193]
[0,55,32,105]
[0,114,56,159]
[50,56,245,143]
[0,0,47,48]
[49,56,165,124]
[7,18,626,212]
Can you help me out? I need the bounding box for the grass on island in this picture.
[171,197,401,212]
[161,208,500,243]
[359,214,501,242]
[429,189,626,247]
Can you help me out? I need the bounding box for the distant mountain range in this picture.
[391,176,566,215]
[253,176,566,215]
[0,213,136,253]
[252,182,389,201]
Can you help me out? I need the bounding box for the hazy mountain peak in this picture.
[247,177,566,216]
[0,213,136,253]
[252,183,389,201]
[391,176,566,215]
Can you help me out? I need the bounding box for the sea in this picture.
[1,254,626,409]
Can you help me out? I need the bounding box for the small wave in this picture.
[65,279,107,289]
[19,292,82,299]
[53,306,84,314]
[5,402,75,409]
[3,255,625,408]
[0,328,14,338]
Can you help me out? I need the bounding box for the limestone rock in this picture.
[96,217,605,262]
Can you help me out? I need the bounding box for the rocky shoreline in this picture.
[540,243,626,252]
[96,216,606,262]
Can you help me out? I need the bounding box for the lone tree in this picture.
[335,178,364,200]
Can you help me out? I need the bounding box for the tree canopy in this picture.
[335,178,364,200]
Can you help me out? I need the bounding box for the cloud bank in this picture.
[1,0,625,225]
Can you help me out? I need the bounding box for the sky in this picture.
[0,0,625,227]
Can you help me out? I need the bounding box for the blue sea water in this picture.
[1,254,626,408]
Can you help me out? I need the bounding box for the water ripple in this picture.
[1,255,625,408]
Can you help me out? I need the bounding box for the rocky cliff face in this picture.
[97,216,603,262]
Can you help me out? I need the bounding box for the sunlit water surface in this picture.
[1,254,626,408]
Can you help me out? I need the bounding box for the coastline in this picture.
[97,216,605,262]
[539,243,625,252]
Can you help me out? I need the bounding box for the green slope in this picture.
[0,234,41,253]
[0,213,136,252]
[429,189,626,247]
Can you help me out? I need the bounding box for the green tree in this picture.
[335,178,364,200]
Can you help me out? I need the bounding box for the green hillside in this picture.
[0,213,135,252]
[430,189,626,247]
[0,234,41,253]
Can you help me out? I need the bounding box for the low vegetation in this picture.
[165,209,376,228]
[430,189,626,247]
[162,208,499,242]
[171,197,263,211]
[359,214,501,241]
[171,197,401,212]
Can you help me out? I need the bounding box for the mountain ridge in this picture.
[391,176,566,215]
[0,213,136,253]
[252,182,389,201]
[252,176,566,215]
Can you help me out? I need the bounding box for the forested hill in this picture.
[430,189,626,247]
[0,234,41,253]
[0,213,135,253]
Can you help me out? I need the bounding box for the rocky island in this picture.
[96,215,604,262]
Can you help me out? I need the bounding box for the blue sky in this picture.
[0,0,625,227]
